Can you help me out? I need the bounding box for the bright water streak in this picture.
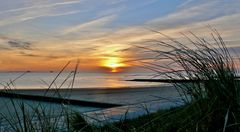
[0,72,163,89]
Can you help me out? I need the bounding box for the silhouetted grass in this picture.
[127,28,240,131]
[97,29,240,132]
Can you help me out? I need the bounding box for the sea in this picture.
[0,72,163,89]
[0,72,180,128]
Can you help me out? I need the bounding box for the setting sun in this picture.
[102,57,127,72]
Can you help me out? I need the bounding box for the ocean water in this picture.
[0,72,179,126]
[0,97,101,116]
[0,72,164,89]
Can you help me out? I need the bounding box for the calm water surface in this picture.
[0,72,163,89]
[0,72,178,123]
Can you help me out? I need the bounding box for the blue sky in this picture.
[0,0,240,71]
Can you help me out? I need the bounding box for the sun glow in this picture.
[102,57,127,72]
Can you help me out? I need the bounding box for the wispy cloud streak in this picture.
[8,40,33,50]
[62,15,116,35]
[0,0,83,15]
[19,10,86,21]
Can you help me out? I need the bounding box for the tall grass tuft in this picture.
[139,28,240,131]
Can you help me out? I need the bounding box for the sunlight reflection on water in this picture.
[0,72,165,89]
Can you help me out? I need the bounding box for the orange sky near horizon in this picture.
[0,47,134,72]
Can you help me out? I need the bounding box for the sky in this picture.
[0,0,240,72]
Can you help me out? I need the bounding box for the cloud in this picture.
[62,15,116,35]
[0,0,83,15]
[0,0,87,27]
[19,10,85,22]
[0,35,9,40]
[57,0,240,46]
[0,10,86,27]
[178,0,195,8]
[8,40,33,50]
[147,0,240,30]
[58,10,240,62]
[0,35,35,51]
[56,0,240,52]
[0,46,11,51]
[18,51,64,59]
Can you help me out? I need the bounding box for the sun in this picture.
[102,57,126,72]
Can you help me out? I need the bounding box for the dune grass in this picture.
[96,29,240,132]
[174,30,238,131]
